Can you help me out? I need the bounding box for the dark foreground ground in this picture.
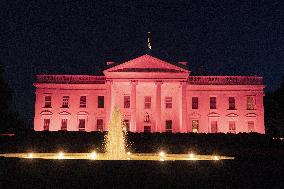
[0,157,283,189]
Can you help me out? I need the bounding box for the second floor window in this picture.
[62,96,69,108]
[247,96,255,110]
[80,96,86,108]
[210,97,217,109]
[228,97,236,110]
[98,96,104,108]
[44,96,52,108]
[192,97,198,109]
[124,96,130,108]
[165,97,172,109]
[144,96,151,109]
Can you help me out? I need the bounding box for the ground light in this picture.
[89,151,97,160]
[58,152,64,159]
[159,151,165,158]
[214,155,220,160]
[189,153,195,160]
[27,153,34,159]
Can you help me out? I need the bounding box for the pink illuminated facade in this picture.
[34,54,265,133]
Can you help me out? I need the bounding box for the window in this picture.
[228,97,236,110]
[144,96,151,109]
[144,112,150,122]
[97,119,104,131]
[123,119,130,132]
[210,97,216,109]
[165,97,172,109]
[80,96,86,108]
[248,121,254,132]
[43,119,50,131]
[98,96,104,108]
[192,97,198,109]
[211,121,218,133]
[79,119,86,131]
[229,121,236,134]
[124,96,130,109]
[62,96,69,108]
[44,96,52,108]
[144,126,151,132]
[192,120,199,133]
[61,119,67,131]
[166,120,172,132]
[247,96,255,110]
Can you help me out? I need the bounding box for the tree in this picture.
[264,77,284,137]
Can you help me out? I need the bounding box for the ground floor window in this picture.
[61,119,67,131]
[97,119,103,131]
[43,119,50,131]
[79,119,86,131]
[192,120,199,133]
[165,120,172,132]
[144,126,151,132]
[228,121,236,134]
[248,121,254,132]
[211,121,218,133]
[123,119,130,132]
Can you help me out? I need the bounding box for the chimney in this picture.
[178,61,188,66]
[106,61,115,66]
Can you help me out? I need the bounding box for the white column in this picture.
[180,81,188,132]
[155,81,162,132]
[106,80,112,131]
[130,80,137,132]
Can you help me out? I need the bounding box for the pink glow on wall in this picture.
[34,55,265,134]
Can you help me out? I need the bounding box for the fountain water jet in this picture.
[104,107,127,160]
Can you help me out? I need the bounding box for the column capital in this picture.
[155,80,163,86]
[106,80,113,85]
[130,80,138,85]
[179,80,187,86]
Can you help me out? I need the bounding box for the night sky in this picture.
[1,0,284,125]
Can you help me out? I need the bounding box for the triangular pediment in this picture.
[103,55,189,79]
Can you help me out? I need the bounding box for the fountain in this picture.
[104,106,127,160]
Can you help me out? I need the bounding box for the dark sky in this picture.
[1,0,284,125]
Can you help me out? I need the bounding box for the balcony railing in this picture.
[188,76,263,85]
[36,75,106,84]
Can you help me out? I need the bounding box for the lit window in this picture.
[211,121,218,133]
[124,96,130,109]
[165,97,172,109]
[192,120,199,133]
[228,97,236,110]
[97,119,103,131]
[43,119,50,131]
[144,96,151,109]
[248,121,254,132]
[166,120,172,132]
[98,96,104,108]
[44,96,52,108]
[62,96,69,108]
[144,112,150,122]
[210,97,216,109]
[79,119,86,131]
[123,119,130,131]
[61,119,67,131]
[247,96,255,110]
[80,96,86,108]
[192,97,198,109]
[229,121,236,134]
[144,126,151,132]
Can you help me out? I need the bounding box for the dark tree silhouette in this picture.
[265,76,284,137]
[0,64,26,133]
